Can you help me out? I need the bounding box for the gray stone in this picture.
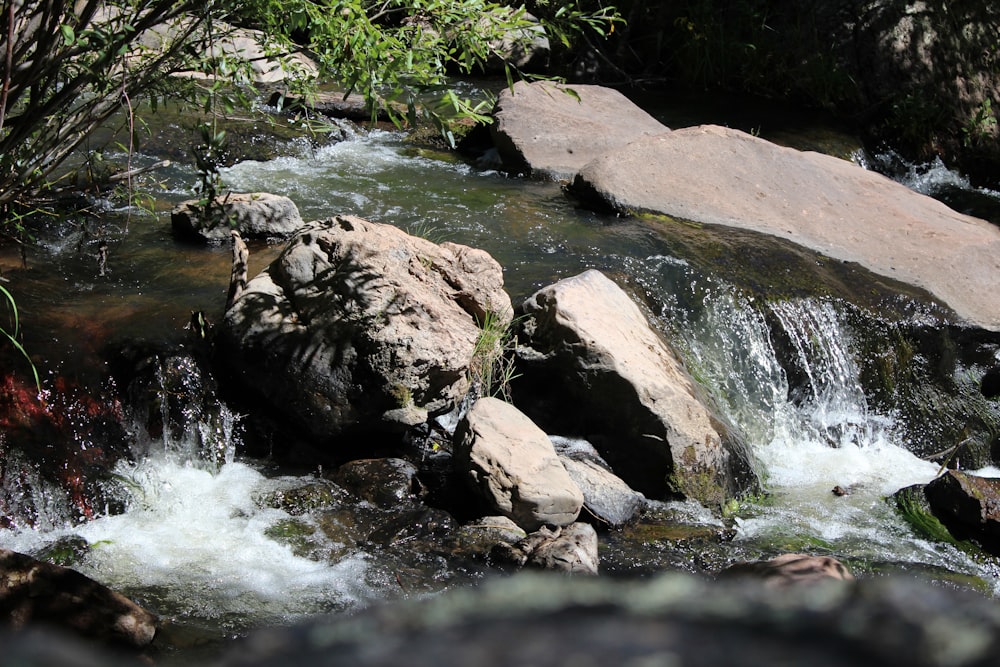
[570,124,1000,331]
[454,397,583,531]
[221,216,511,441]
[559,457,644,528]
[490,80,668,180]
[172,192,304,243]
[552,435,645,527]
[519,269,751,505]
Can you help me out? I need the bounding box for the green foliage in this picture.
[0,0,209,214]
[469,308,519,401]
[233,0,621,143]
[962,97,998,147]
[0,282,40,391]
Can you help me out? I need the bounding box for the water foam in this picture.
[4,455,373,626]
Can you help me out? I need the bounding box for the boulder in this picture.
[454,397,584,531]
[517,269,752,505]
[551,436,645,528]
[569,124,1000,332]
[0,548,157,647]
[171,192,304,243]
[924,470,1000,554]
[220,216,511,441]
[490,80,668,180]
[719,554,855,588]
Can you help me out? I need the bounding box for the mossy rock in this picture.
[259,479,348,516]
[32,535,90,567]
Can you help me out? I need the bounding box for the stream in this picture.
[1,97,1000,658]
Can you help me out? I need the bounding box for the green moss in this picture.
[33,535,90,567]
[892,486,965,547]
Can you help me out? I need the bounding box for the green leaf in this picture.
[60,24,76,46]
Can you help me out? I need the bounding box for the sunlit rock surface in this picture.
[171,192,304,243]
[454,397,584,531]
[220,215,511,442]
[490,80,667,180]
[516,269,753,504]
[570,124,1000,331]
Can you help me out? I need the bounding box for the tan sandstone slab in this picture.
[491,80,668,181]
[572,124,1000,331]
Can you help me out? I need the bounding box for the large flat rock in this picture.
[490,80,668,181]
[571,124,1000,331]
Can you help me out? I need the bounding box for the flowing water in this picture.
[2,109,1000,654]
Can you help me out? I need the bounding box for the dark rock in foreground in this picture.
[0,548,157,648]
[215,572,1000,667]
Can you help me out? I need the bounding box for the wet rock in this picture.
[528,523,599,575]
[491,523,599,575]
[450,516,527,559]
[367,508,456,549]
[490,80,667,180]
[220,572,1000,667]
[924,470,1000,554]
[31,536,90,568]
[329,458,421,509]
[171,192,304,243]
[569,124,1000,331]
[982,366,1000,399]
[454,397,583,531]
[259,478,349,515]
[0,548,157,648]
[517,269,752,504]
[719,553,855,588]
[552,436,645,528]
[220,215,511,443]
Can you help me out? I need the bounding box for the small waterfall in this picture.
[676,290,963,567]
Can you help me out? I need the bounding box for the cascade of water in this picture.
[674,289,986,574]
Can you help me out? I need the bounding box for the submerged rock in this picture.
[454,397,583,531]
[516,269,753,505]
[220,215,511,443]
[0,548,157,648]
[719,553,855,588]
[490,80,667,180]
[569,124,1000,331]
[330,458,421,509]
